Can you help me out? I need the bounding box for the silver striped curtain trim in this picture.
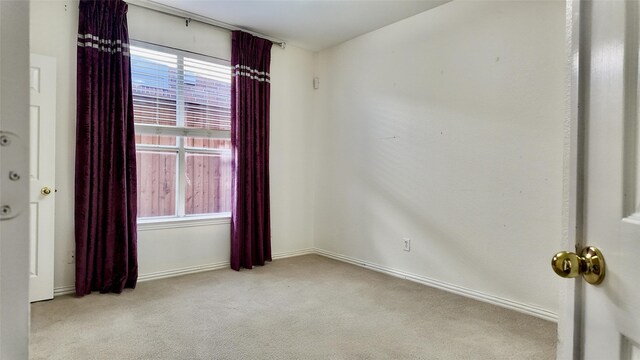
[77,33,130,56]
[232,64,270,83]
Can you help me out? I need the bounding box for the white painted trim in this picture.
[53,285,75,297]
[137,214,231,231]
[52,247,557,323]
[134,124,231,140]
[271,248,316,260]
[137,261,229,282]
[557,1,584,359]
[53,248,316,297]
[0,1,31,357]
[313,248,559,323]
[623,213,640,225]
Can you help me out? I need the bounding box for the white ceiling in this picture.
[147,0,450,51]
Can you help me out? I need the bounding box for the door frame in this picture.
[558,0,591,359]
[0,0,31,358]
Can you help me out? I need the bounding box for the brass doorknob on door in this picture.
[41,186,51,196]
[551,246,605,285]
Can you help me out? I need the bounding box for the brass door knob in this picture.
[41,186,51,196]
[551,246,605,285]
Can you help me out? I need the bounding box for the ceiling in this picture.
[147,0,450,51]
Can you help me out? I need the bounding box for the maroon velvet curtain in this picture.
[230,31,273,271]
[75,0,138,296]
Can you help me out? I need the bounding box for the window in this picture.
[131,42,232,220]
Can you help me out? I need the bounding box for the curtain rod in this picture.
[125,0,287,49]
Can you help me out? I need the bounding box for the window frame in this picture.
[131,40,232,224]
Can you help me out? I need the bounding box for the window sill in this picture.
[137,213,231,231]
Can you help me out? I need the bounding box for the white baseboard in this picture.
[53,246,557,323]
[137,261,230,283]
[313,248,559,323]
[53,248,316,297]
[272,248,315,259]
[53,285,75,297]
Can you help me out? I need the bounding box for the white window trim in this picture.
[137,213,231,231]
[132,40,232,223]
[135,124,230,139]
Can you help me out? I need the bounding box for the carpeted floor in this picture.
[30,255,556,359]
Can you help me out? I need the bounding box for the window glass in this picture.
[136,151,177,218]
[135,134,177,147]
[184,137,231,150]
[185,152,232,215]
[183,57,231,130]
[131,43,231,220]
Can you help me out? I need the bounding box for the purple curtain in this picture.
[230,31,273,271]
[75,0,138,296]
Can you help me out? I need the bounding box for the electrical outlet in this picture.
[403,238,411,252]
[67,250,75,264]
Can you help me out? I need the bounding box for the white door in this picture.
[29,54,56,303]
[0,0,31,357]
[580,0,640,358]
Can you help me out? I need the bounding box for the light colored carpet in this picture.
[30,255,556,359]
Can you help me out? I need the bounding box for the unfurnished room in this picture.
[0,0,639,359]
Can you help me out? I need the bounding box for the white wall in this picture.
[29,1,315,292]
[312,0,565,315]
